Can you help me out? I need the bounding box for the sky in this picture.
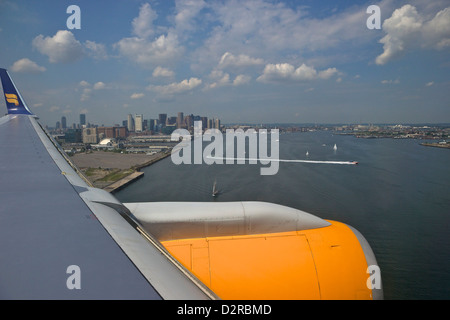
[0,0,449,127]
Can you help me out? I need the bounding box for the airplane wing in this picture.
[0,68,382,300]
[0,68,216,299]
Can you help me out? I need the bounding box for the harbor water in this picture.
[115,131,450,300]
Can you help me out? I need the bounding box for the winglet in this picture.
[0,68,34,115]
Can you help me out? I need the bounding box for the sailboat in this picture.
[333,144,337,151]
[306,151,309,156]
[212,179,219,197]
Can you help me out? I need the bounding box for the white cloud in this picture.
[85,40,108,60]
[80,88,92,102]
[32,30,83,63]
[257,63,295,82]
[174,0,206,34]
[425,81,434,87]
[257,63,338,83]
[130,93,145,99]
[153,66,175,78]
[233,74,251,86]
[381,79,400,84]
[115,3,184,67]
[318,68,339,80]
[148,77,202,95]
[423,7,450,49]
[206,70,230,89]
[376,5,450,65]
[115,31,183,67]
[132,3,158,39]
[10,58,46,73]
[205,70,251,89]
[218,52,264,69]
[93,82,106,90]
[78,81,108,101]
[192,0,371,72]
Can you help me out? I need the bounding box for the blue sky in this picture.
[0,0,449,127]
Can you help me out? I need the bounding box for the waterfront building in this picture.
[135,114,143,132]
[127,114,134,132]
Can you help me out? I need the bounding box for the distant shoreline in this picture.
[419,142,450,149]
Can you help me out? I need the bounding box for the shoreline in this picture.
[103,171,144,193]
[419,142,450,149]
[71,150,172,192]
[106,151,171,193]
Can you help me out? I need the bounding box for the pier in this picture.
[103,171,144,193]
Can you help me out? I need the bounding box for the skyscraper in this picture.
[61,116,67,129]
[135,114,143,132]
[185,114,193,129]
[80,114,86,127]
[127,114,134,132]
[177,112,184,128]
[201,117,208,129]
[158,114,167,127]
[148,119,155,131]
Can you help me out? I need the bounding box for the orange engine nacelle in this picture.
[161,220,378,300]
[125,201,383,300]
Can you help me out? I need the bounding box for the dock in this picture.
[103,171,144,193]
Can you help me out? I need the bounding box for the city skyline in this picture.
[1,0,449,127]
[50,111,222,131]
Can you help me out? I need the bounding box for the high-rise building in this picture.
[215,118,221,130]
[177,112,184,128]
[201,117,208,129]
[61,116,67,129]
[148,119,155,131]
[80,114,86,127]
[185,114,194,129]
[127,114,134,132]
[135,114,143,132]
[167,116,177,125]
[158,114,167,127]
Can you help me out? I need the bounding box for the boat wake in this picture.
[207,156,358,165]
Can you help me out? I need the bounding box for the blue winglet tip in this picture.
[0,68,34,116]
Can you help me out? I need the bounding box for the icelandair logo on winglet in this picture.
[5,93,19,106]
